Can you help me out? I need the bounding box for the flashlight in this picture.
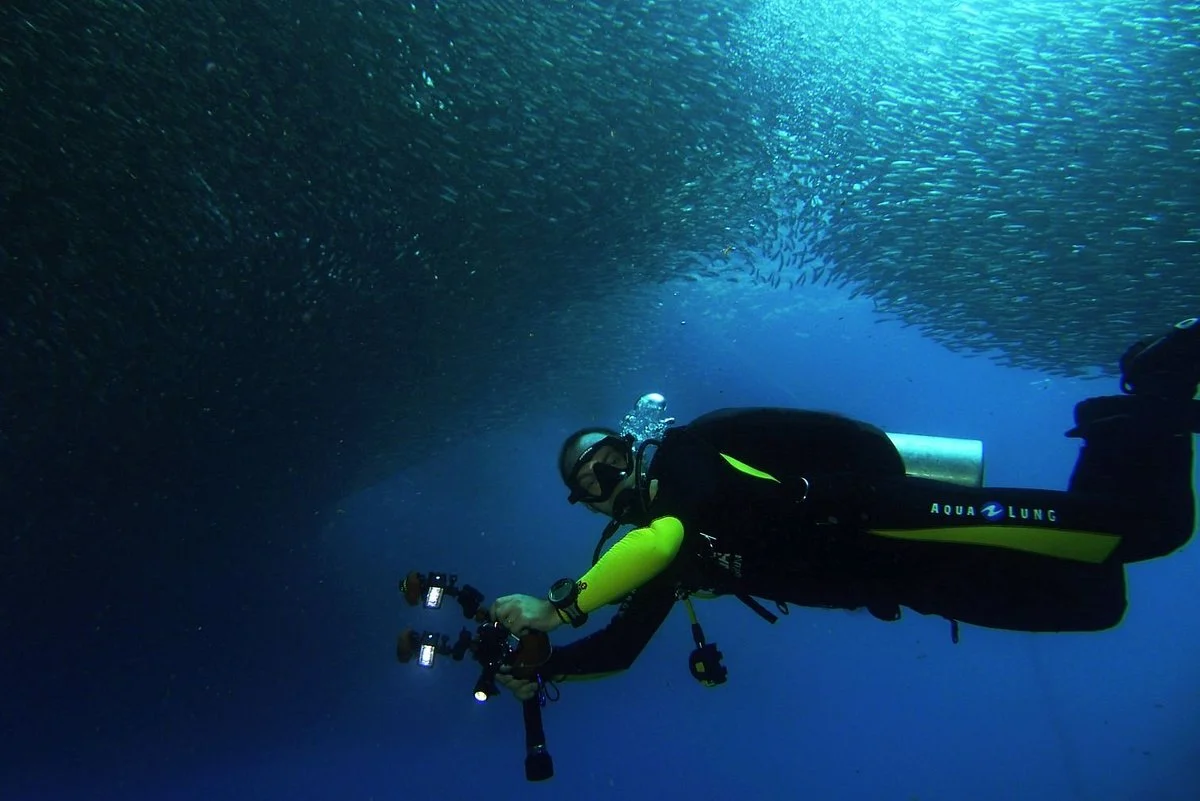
[417,632,439,668]
[473,672,499,702]
[423,573,448,609]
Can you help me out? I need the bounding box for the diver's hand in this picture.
[496,670,539,702]
[490,594,562,635]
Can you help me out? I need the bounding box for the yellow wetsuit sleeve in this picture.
[575,517,686,613]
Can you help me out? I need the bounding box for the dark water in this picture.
[1,1,1197,798]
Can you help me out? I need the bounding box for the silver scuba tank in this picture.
[885,432,983,488]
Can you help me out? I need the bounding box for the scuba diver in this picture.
[491,318,1200,700]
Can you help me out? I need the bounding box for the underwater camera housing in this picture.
[396,570,555,781]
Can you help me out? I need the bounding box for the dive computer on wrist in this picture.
[547,578,588,628]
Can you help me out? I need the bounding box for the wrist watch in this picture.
[547,578,589,628]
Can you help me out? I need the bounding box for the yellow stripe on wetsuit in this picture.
[868,525,1120,563]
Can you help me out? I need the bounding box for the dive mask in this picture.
[565,434,634,505]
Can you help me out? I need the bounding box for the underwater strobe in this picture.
[397,570,555,781]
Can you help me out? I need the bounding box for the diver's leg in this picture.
[1065,394,1198,562]
[865,475,1164,564]
[857,476,1131,631]
[892,541,1128,633]
[857,397,1196,565]
[1057,316,1200,560]
[859,316,1200,627]
[859,476,1134,631]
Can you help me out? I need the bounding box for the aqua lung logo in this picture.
[929,501,1058,524]
[980,503,1005,521]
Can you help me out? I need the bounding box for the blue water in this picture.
[9,280,1198,800]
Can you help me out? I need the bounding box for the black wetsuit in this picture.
[543,404,1196,678]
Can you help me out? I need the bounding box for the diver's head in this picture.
[559,427,640,520]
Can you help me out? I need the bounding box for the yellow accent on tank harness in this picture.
[719,453,780,482]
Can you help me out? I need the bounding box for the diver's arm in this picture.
[573,516,685,612]
[533,516,685,678]
[538,570,679,678]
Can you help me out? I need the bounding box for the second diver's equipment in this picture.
[547,578,588,628]
[396,570,555,782]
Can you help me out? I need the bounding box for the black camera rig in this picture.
[396,570,555,782]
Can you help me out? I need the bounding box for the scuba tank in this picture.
[885,431,983,487]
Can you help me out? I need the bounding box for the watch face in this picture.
[549,580,573,604]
